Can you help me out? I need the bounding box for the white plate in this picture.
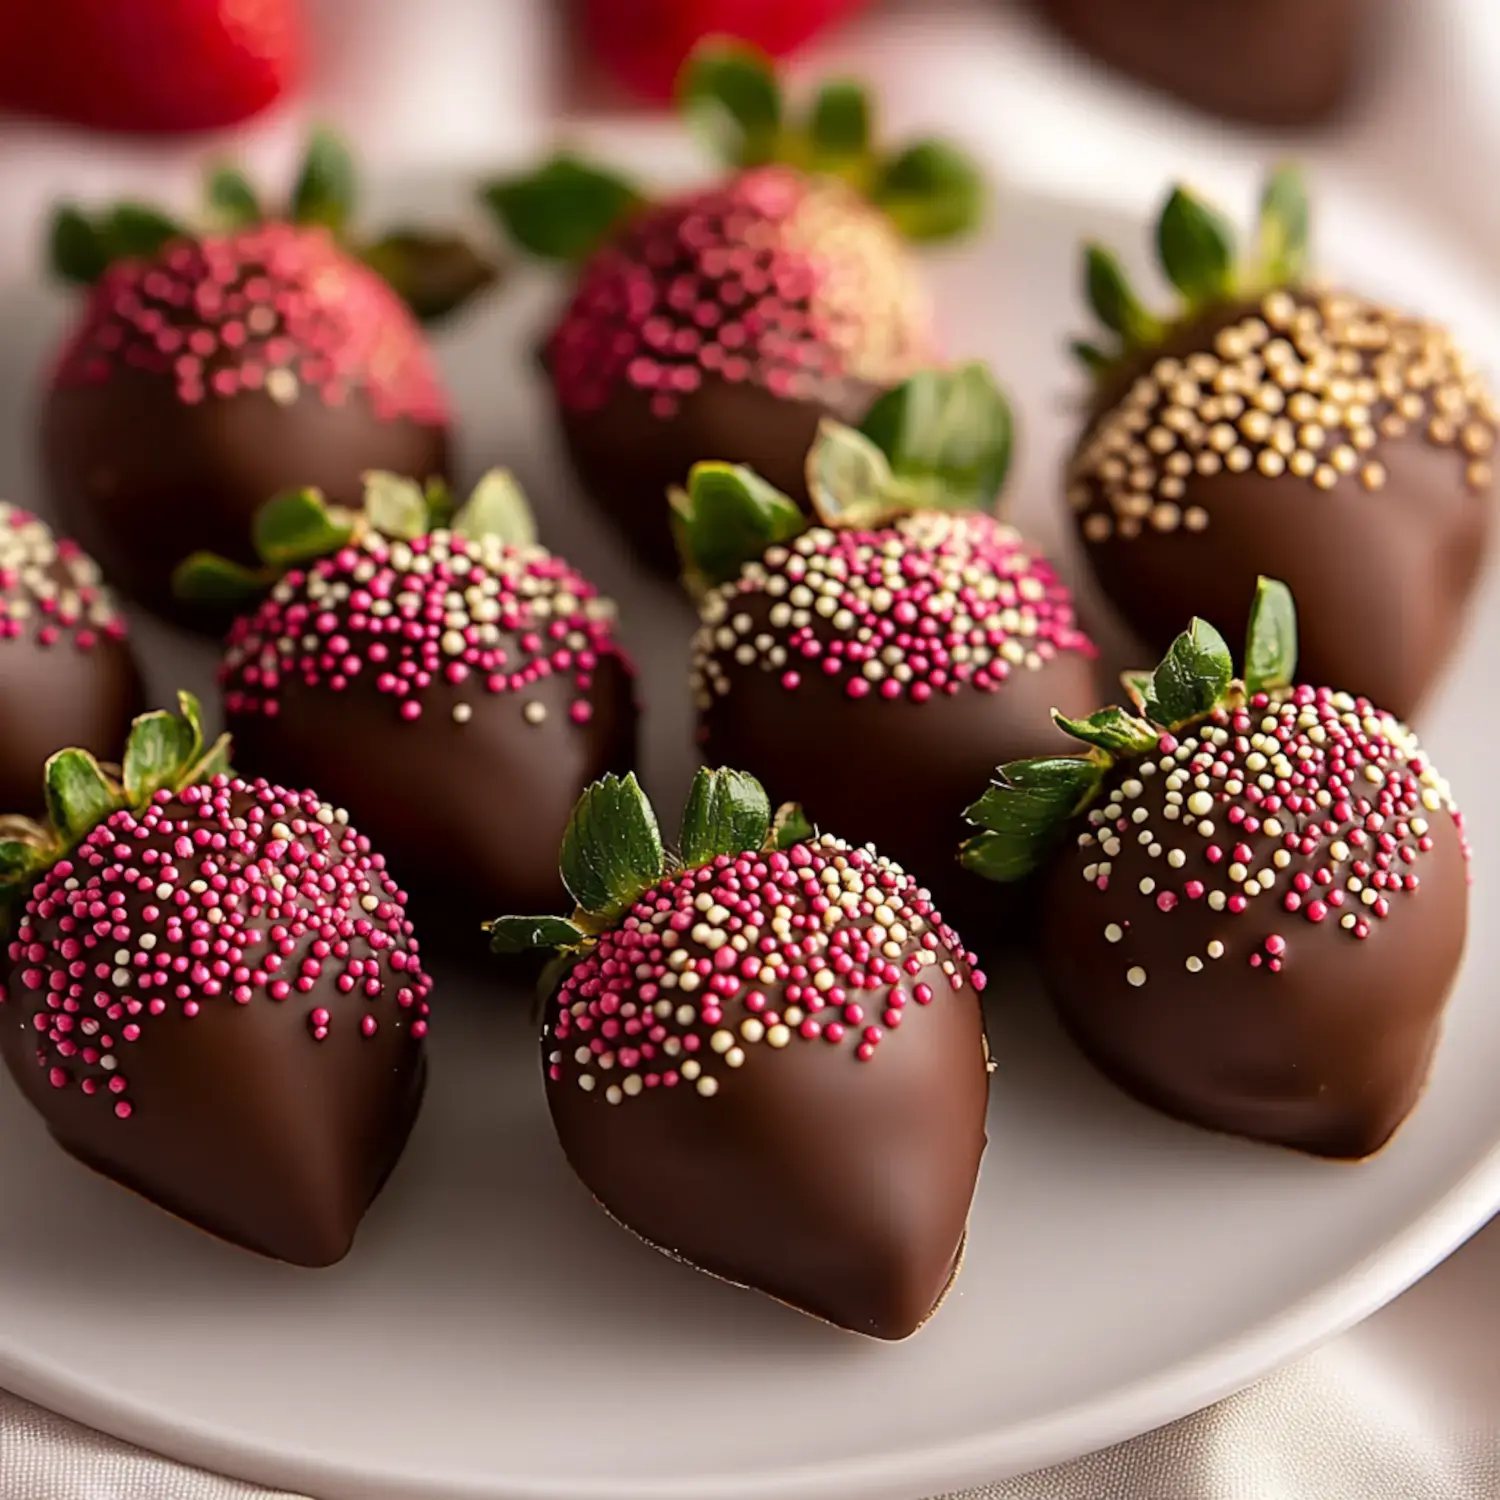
[2,173,1500,1500]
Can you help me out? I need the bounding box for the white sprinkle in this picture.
[452,703,472,724]
[1207,940,1225,959]
[1185,955,1204,973]
[523,701,547,725]
[1104,923,1124,943]
[1126,966,1147,987]
[696,1076,719,1097]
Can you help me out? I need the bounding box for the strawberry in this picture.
[41,132,496,629]
[488,767,990,1339]
[580,0,873,101]
[484,39,984,573]
[0,0,305,135]
[962,578,1470,1159]
[1066,167,1496,721]
[0,693,433,1265]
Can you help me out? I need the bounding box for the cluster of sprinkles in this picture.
[220,528,625,727]
[52,223,449,425]
[546,833,983,1104]
[548,165,930,419]
[1071,288,1499,541]
[691,513,1095,710]
[0,503,127,650]
[2,779,433,1121]
[1074,685,1467,981]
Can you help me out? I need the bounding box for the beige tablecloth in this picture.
[3,1215,1497,1500]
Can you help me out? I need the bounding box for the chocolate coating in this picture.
[543,834,989,1338]
[694,513,1100,909]
[219,526,637,945]
[42,224,452,628]
[1037,686,1468,1158]
[0,504,145,818]
[1031,0,1376,126]
[1071,291,1496,722]
[1,779,433,1265]
[558,373,875,576]
[544,166,932,575]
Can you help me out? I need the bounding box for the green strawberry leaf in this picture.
[858,362,1014,510]
[358,229,500,323]
[679,768,772,870]
[185,733,234,788]
[808,79,871,171]
[486,914,587,955]
[870,139,984,243]
[678,39,783,168]
[172,552,272,604]
[453,470,536,547]
[1156,185,1238,309]
[1052,707,1160,756]
[481,154,644,263]
[253,488,353,569]
[672,462,807,590]
[1142,618,1234,729]
[291,128,357,233]
[960,755,1108,883]
[44,750,120,845]
[1258,163,1311,287]
[48,206,111,286]
[1122,671,1154,714]
[1083,244,1162,348]
[204,165,264,230]
[559,773,665,923]
[362,471,431,540]
[178,691,207,765]
[805,419,901,528]
[771,801,813,851]
[1069,338,1116,377]
[102,203,187,263]
[123,710,198,807]
[1243,575,1299,697]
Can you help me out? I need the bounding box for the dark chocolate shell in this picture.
[1,778,433,1264]
[543,833,990,1338]
[0,504,145,818]
[546,166,932,573]
[1039,685,1469,1158]
[43,224,451,626]
[1070,291,1496,720]
[694,512,1100,906]
[221,526,637,942]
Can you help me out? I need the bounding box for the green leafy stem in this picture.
[959,577,1300,884]
[479,38,985,264]
[1072,164,1311,379]
[672,361,1014,592]
[0,693,231,929]
[485,768,812,986]
[49,128,499,324]
[172,468,539,607]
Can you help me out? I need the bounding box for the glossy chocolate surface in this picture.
[1032,0,1377,126]
[1071,293,1496,722]
[1037,688,1469,1158]
[694,513,1100,909]
[0,504,145,818]
[1,780,433,1265]
[543,834,990,1338]
[42,224,452,628]
[218,527,637,945]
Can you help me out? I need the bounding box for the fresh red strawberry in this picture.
[0,0,305,135]
[580,0,873,101]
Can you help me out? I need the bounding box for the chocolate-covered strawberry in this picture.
[1067,168,1495,720]
[488,768,990,1339]
[180,471,637,941]
[0,502,145,817]
[0,694,432,1265]
[43,132,496,627]
[679,367,1097,907]
[962,578,1469,1159]
[1030,0,1373,127]
[483,40,984,572]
